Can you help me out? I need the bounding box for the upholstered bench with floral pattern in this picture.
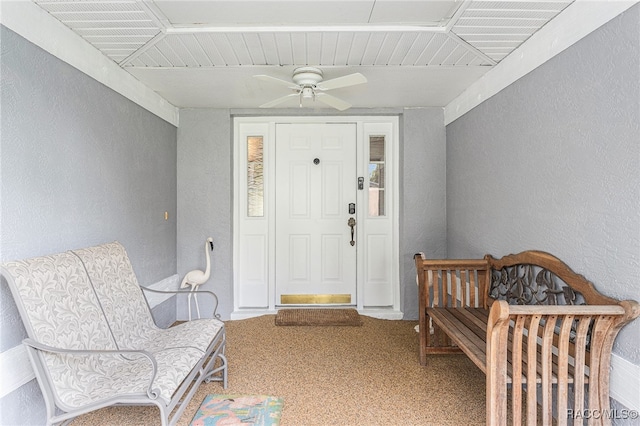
[2,242,227,426]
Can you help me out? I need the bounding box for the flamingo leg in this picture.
[187,289,193,321]
[193,291,201,319]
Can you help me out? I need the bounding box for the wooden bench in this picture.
[414,251,639,425]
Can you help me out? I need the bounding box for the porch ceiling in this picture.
[32,0,574,109]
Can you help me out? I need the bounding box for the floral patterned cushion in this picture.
[72,242,224,353]
[71,242,161,349]
[1,251,116,351]
[45,347,204,409]
[2,242,224,410]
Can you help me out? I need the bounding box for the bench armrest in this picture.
[486,300,634,424]
[140,286,221,319]
[505,304,626,316]
[23,338,161,400]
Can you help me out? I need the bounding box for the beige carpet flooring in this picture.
[71,315,487,425]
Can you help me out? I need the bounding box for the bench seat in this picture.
[415,251,639,425]
[2,242,228,426]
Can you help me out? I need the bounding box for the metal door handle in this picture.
[348,217,356,246]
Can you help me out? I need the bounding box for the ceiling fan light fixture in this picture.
[255,67,367,111]
[301,86,315,99]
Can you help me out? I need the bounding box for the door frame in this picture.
[231,116,401,319]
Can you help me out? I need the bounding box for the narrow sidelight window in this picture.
[247,136,264,217]
[369,135,385,216]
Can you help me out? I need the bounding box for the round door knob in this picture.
[313,158,320,165]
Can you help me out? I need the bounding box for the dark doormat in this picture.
[275,308,363,326]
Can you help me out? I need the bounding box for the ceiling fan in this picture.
[254,67,367,111]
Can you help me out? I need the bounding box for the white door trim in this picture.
[232,116,401,320]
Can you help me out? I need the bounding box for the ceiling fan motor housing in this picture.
[293,67,324,86]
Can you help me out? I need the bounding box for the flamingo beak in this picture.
[209,241,214,250]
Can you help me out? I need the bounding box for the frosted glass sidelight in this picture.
[369,136,385,216]
[247,136,264,217]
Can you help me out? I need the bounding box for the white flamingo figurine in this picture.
[180,237,214,320]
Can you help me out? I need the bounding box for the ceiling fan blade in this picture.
[315,73,367,91]
[316,93,352,111]
[259,93,298,108]
[254,74,298,89]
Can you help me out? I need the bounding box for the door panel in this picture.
[275,123,357,304]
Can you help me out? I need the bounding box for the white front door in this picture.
[275,123,357,305]
[233,116,401,319]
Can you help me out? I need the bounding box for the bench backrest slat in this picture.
[416,254,490,309]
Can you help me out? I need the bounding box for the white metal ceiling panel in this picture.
[225,33,253,65]
[177,35,213,66]
[30,0,578,86]
[76,28,160,37]
[387,33,420,66]
[456,17,549,27]
[133,52,158,67]
[258,34,281,65]
[332,33,353,65]
[453,50,477,67]
[347,33,371,66]
[155,37,187,67]
[398,32,434,66]
[193,34,228,66]
[153,1,375,26]
[127,29,492,68]
[460,33,529,42]
[35,0,161,64]
[80,38,158,56]
[453,26,537,35]
[440,43,470,67]
[210,34,241,66]
[305,32,323,65]
[100,48,137,56]
[291,34,307,64]
[244,33,268,65]
[415,33,450,65]
[360,32,388,66]
[274,33,294,65]
[320,32,339,65]
[38,1,142,13]
[43,11,151,22]
[465,9,560,19]
[63,20,157,29]
[451,0,573,62]
[368,0,461,24]
[374,32,404,65]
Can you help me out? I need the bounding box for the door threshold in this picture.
[230,307,403,321]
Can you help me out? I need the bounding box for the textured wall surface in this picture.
[0,26,177,425]
[177,109,233,320]
[446,6,639,365]
[400,108,447,319]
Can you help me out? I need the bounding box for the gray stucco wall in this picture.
[0,26,178,425]
[400,108,447,319]
[446,5,640,366]
[177,108,446,320]
[177,109,233,320]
